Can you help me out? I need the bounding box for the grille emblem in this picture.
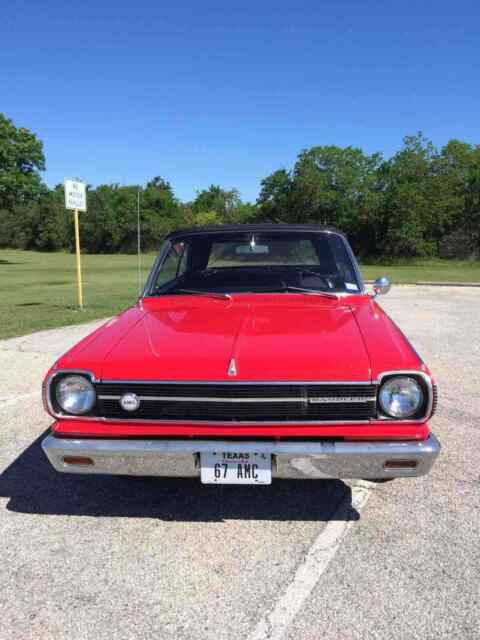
[228,358,237,376]
[119,393,140,412]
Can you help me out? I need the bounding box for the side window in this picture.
[154,242,187,289]
[329,235,357,286]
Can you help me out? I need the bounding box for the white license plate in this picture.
[200,451,272,485]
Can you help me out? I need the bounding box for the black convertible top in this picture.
[166,223,345,241]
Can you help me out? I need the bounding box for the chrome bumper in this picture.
[42,433,440,480]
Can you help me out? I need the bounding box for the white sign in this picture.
[64,179,87,212]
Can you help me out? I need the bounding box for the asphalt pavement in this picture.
[0,286,478,640]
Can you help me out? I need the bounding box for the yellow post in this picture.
[73,209,84,309]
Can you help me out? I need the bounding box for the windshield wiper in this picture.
[284,286,338,298]
[265,265,332,286]
[168,288,232,300]
[262,286,338,299]
[289,267,332,287]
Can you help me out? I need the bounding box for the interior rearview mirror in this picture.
[236,245,270,255]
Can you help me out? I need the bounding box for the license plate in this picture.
[200,451,272,485]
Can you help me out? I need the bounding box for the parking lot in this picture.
[0,286,478,640]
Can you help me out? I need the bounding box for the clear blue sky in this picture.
[1,0,479,202]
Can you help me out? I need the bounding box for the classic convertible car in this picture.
[42,224,440,484]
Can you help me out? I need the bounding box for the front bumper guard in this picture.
[42,433,441,480]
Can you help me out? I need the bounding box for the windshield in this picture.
[149,231,361,296]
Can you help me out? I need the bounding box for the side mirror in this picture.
[372,276,391,298]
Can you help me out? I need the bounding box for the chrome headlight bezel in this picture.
[49,372,97,416]
[377,373,429,420]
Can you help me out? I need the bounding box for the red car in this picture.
[42,224,440,485]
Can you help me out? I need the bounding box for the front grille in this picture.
[95,382,377,422]
[431,383,438,417]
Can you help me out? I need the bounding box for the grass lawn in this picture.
[0,250,155,340]
[361,259,480,284]
[0,249,479,340]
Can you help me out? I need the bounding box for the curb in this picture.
[364,280,480,287]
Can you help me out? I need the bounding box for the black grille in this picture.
[95,382,377,422]
[431,383,438,417]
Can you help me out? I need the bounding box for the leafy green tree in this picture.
[377,133,445,257]
[193,185,241,217]
[433,140,480,257]
[142,176,183,248]
[292,146,383,232]
[257,147,384,256]
[257,169,293,221]
[34,188,70,251]
[0,113,46,209]
[1,110,479,260]
[465,147,480,252]
[0,205,35,248]
[75,177,184,253]
[191,210,223,226]
[228,201,258,224]
[188,184,258,228]
[83,184,136,253]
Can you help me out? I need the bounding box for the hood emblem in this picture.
[228,358,237,377]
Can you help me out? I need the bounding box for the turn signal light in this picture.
[384,459,417,470]
[63,456,94,466]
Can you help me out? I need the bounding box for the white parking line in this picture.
[248,483,372,640]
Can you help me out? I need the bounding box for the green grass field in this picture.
[0,250,156,340]
[0,249,479,340]
[361,259,480,284]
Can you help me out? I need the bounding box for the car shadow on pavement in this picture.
[0,431,361,523]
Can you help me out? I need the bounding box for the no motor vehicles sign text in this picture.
[64,179,87,212]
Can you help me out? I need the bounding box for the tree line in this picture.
[1,113,479,259]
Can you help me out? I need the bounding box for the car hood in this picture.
[77,296,372,382]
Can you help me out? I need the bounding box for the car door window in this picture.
[154,242,188,288]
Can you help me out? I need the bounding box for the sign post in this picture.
[73,208,83,309]
[64,179,87,310]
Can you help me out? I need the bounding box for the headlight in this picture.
[378,376,423,418]
[55,375,96,415]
